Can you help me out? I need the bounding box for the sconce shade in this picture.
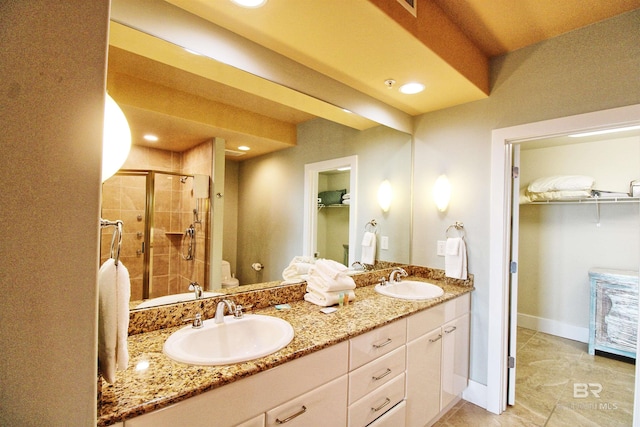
[102,94,131,182]
[433,175,451,212]
[378,180,393,212]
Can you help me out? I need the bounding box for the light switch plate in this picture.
[437,240,446,256]
[381,236,389,250]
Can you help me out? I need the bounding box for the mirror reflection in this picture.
[102,25,412,311]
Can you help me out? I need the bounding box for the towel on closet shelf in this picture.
[361,231,376,265]
[98,258,131,384]
[445,237,467,280]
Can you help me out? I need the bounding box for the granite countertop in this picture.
[98,273,473,426]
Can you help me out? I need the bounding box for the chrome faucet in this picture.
[188,282,203,299]
[214,299,243,324]
[389,267,408,283]
[184,313,203,329]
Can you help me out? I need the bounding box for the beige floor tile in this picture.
[438,329,636,426]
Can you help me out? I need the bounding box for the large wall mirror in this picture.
[103,0,413,310]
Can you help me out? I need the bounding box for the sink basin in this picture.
[135,291,223,309]
[375,280,444,300]
[163,314,294,365]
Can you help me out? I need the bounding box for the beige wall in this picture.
[518,136,640,336]
[411,10,640,386]
[0,1,110,424]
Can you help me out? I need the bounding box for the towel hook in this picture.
[446,221,465,238]
[365,219,378,233]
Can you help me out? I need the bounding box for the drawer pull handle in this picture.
[372,338,392,349]
[372,368,392,381]
[444,326,457,334]
[275,405,307,424]
[429,334,443,342]
[371,397,391,412]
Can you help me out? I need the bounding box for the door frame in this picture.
[486,103,640,415]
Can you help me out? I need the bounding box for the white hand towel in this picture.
[445,237,467,280]
[282,256,315,281]
[304,288,356,307]
[306,270,356,291]
[98,259,131,383]
[311,259,348,280]
[361,231,376,265]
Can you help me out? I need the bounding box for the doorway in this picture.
[486,103,640,418]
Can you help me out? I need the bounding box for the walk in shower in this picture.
[100,170,210,301]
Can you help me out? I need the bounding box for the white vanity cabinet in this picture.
[123,341,348,427]
[405,293,470,427]
[347,319,407,427]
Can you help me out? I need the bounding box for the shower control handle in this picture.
[137,242,145,256]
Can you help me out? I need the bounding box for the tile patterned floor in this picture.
[433,328,636,426]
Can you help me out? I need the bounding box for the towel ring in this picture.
[365,219,378,233]
[446,221,465,238]
[101,218,124,264]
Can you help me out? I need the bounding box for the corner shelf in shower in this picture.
[164,232,185,236]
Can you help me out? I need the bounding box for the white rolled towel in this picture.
[307,259,356,291]
[282,256,315,281]
[310,259,348,280]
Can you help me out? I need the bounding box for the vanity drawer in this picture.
[348,346,406,404]
[350,319,406,370]
[348,372,405,427]
[265,376,347,427]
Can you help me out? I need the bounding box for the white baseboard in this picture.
[518,313,589,343]
[462,380,488,411]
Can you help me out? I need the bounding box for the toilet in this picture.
[221,260,240,288]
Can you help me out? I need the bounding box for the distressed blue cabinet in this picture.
[589,268,639,359]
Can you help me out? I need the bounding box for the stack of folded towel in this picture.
[282,256,315,284]
[521,175,594,203]
[342,192,351,205]
[304,259,356,307]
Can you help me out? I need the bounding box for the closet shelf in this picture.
[528,197,640,205]
[318,203,350,209]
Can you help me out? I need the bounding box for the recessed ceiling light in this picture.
[143,134,158,142]
[568,125,640,138]
[238,145,250,151]
[399,82,425,94]
[230,0,267,8]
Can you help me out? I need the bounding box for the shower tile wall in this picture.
[105,142,212,300]
[100,175,146,301]
[182,141,213,291]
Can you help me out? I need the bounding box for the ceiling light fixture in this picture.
[399,82,425,94]
[230,0,267,8]
[238,145,250,151]
[143,134,158,142]
[568,125,640,138]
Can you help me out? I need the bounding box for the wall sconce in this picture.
[102,94,131,182]
[378,180,393,212]
[433,175,451,212]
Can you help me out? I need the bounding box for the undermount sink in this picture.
[163,314,294,365]
[375,280,444,301]
[135,291,223,309]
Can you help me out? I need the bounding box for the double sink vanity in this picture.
[98,265,473,427]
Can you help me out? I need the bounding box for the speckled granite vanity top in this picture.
[98,266,473,426]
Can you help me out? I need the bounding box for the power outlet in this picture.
[381,236,389,250]
[437,240,446,256]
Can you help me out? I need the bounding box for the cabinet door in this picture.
[441,313,470,410]
[236,414,265,427]
[265,376,347,427]
[406,328,442,427]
